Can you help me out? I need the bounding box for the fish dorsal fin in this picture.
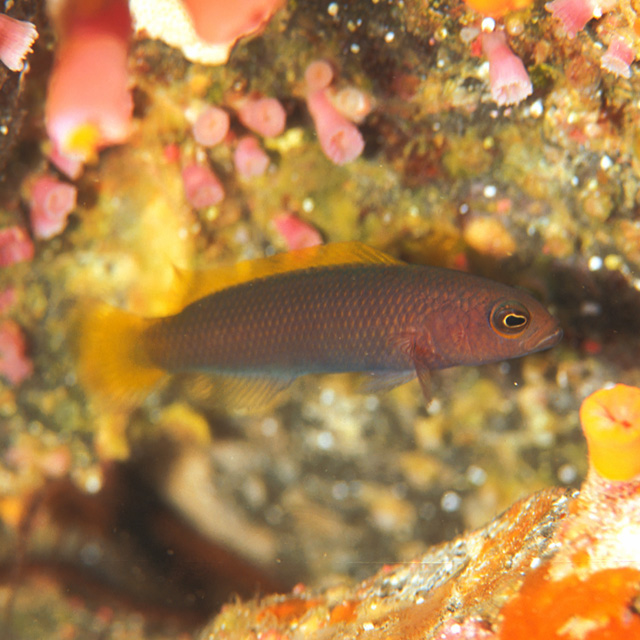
[181,242,402,305]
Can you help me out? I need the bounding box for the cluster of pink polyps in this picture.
[545,0,634,78]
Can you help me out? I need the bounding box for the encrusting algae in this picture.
[198,384,640,639]
[76,241,562,411]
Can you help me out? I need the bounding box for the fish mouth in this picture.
[532,325,563,352]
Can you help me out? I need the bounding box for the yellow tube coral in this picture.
[580,384,640,481]
[462,0,534,18]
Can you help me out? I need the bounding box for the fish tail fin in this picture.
[75,302,165,406]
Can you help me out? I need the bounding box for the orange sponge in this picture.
[580,384,640,481]
[463,0,534,18]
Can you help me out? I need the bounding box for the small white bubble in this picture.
[530,99,544,118]
[84,472,102,494]
[466,465,487,486]
[600,155,613,170]
[588,256,603,271]
[558,464,577,484]
[427,397,442,415]
[481,17,496,32]
[441,491,461,512]
[317,431,334,450]
[327,2,339,16]
[350,43,361,54]
[320,387,336,406]
[302,197,314,212]
[385,31,395,43]
[556,370,568,387]
[579,300,601,316]
[483,184,497,198]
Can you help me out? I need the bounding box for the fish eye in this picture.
[490,300,531,337]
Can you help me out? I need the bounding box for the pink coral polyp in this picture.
[45,0,132,162]
[601,37,634,78]
[30,176,77,240]
[234,136,270,178]
[481,31,533,106]
[545,0,594,38]
[46,34,133,161]
[238,97,286,138]
[306,90,365,165]
[182,164,225,208]
[0,227,34,267]
[0,320,33,386]
[0,13,37,72]
[304,60,334,92]
[273,214,322,251]
[192,106,230,147]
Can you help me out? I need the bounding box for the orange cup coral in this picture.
[463,0,534,18]
[580,384,640,481]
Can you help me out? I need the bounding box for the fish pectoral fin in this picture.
[414,363,432,401]
[182,372,296,414]
[385,330,434,401]
[358,370,416,394]
[410,339,438,402]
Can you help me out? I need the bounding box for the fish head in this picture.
[465,290,563,365]
[424,286,563,368]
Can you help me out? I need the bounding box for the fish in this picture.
[77,242,562,409]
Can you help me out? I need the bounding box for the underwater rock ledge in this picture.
[199,384,640,640]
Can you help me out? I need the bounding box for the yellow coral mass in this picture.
[580,384,640,481]
[463,0,534,18]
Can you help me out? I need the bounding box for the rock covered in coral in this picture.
[199,385,640,639]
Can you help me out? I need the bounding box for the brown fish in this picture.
[77,242,562,408]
